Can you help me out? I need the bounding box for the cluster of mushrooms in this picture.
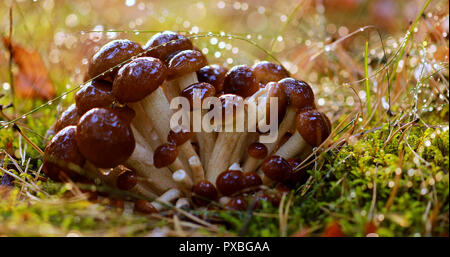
[44,31,331,214]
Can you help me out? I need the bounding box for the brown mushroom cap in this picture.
[278,78,315,109]
[167,129,194,146]
[215,169,247,196]
[285,158,309,187]
[116,167,138,190]
[222,65,259,97]
[53,104,81,133]
[192,180,218,206]
[144,31,193,61]
[180,82,216,110]
[43,126,85,181]
[76,108,135,168]
[196,65,228,93]
[244,171,263,188]
[261,155,292,182]
[225,197,248,211]
[252,61,290,84]
[112,57,167,103]
[265,82,288,123]
[153,143,178,168]
[247,142,268,159]
[88,39,143,82]
[167,50,207,79]
[296,109,331,147]
[75,79,114,115]
[110,105,136,124]
[135,200,158,214]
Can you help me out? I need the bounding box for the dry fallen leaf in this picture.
[2,37,55,100]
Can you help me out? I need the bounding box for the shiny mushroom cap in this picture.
[196,65,228,93]
[153,143,178,168]
[43,126,85,181]
[76,108,136,168]
[167,50,207,80]
[216,169,247,196]
[112,57,167,103]
[115,166,138,190]
[75,79,114,115]
[180,82,216,111]
[222,65,259,98]
[167,129,194,146]
[247,142,268,159]
[88,39,143,82]
[252,61,290,84]
[53,104,81,133]
[261,155,292,182]
[192,180,218,206]
[296,109,331,147]
[278,78,315,110]
[143,31,193,61]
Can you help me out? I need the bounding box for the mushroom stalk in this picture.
[152,188,181,211]
[273,131,307,159]
[206,132,241,184]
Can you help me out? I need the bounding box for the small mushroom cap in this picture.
[88,39,143,82]
[278,78,315,109]
[167,129,194,146]
[75,79,114,115]
[192,180,218,206]
[76,108,135,168]
[180,82,216,111]
[265,82,288,122]
[261,155,292,182]
[252,61,290,84]
[167,50,207,79]
[296,109,331,147]
[53,104,81,133]
[225,197,248,211]
[112,57,167,103]
[43,126,85,181]
[135,200,158,214]
[144,31,193,60]
[116,167,138,190]
[247,142,268,159]
[244,171,263,188]
[216,169,247,196]
[222,65,259,97]
[196,65,228,93]
[153,143,178,168]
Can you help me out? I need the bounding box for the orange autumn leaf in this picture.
[2,37,55,100]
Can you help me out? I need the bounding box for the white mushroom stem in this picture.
[206,132,241,184]
[152,188,181,211]
[172,169,193,190]
[274,131,308,159]
[176,72,198,91]
[140,87,204,178]
[126,127,181,194]
[161,81,180,102]
[175,197,190,209]
[242,106,297,173]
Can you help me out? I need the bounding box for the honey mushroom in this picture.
[112,56,191,177]
[243,78,315,174]
[241,82,287,173]
[192,179,218,206]
[274,109,331,160]
[87,39,143,82]
[143,31,194,101]
[205,94,246,184]
[261,109,331,185]
[180,82,216,172]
